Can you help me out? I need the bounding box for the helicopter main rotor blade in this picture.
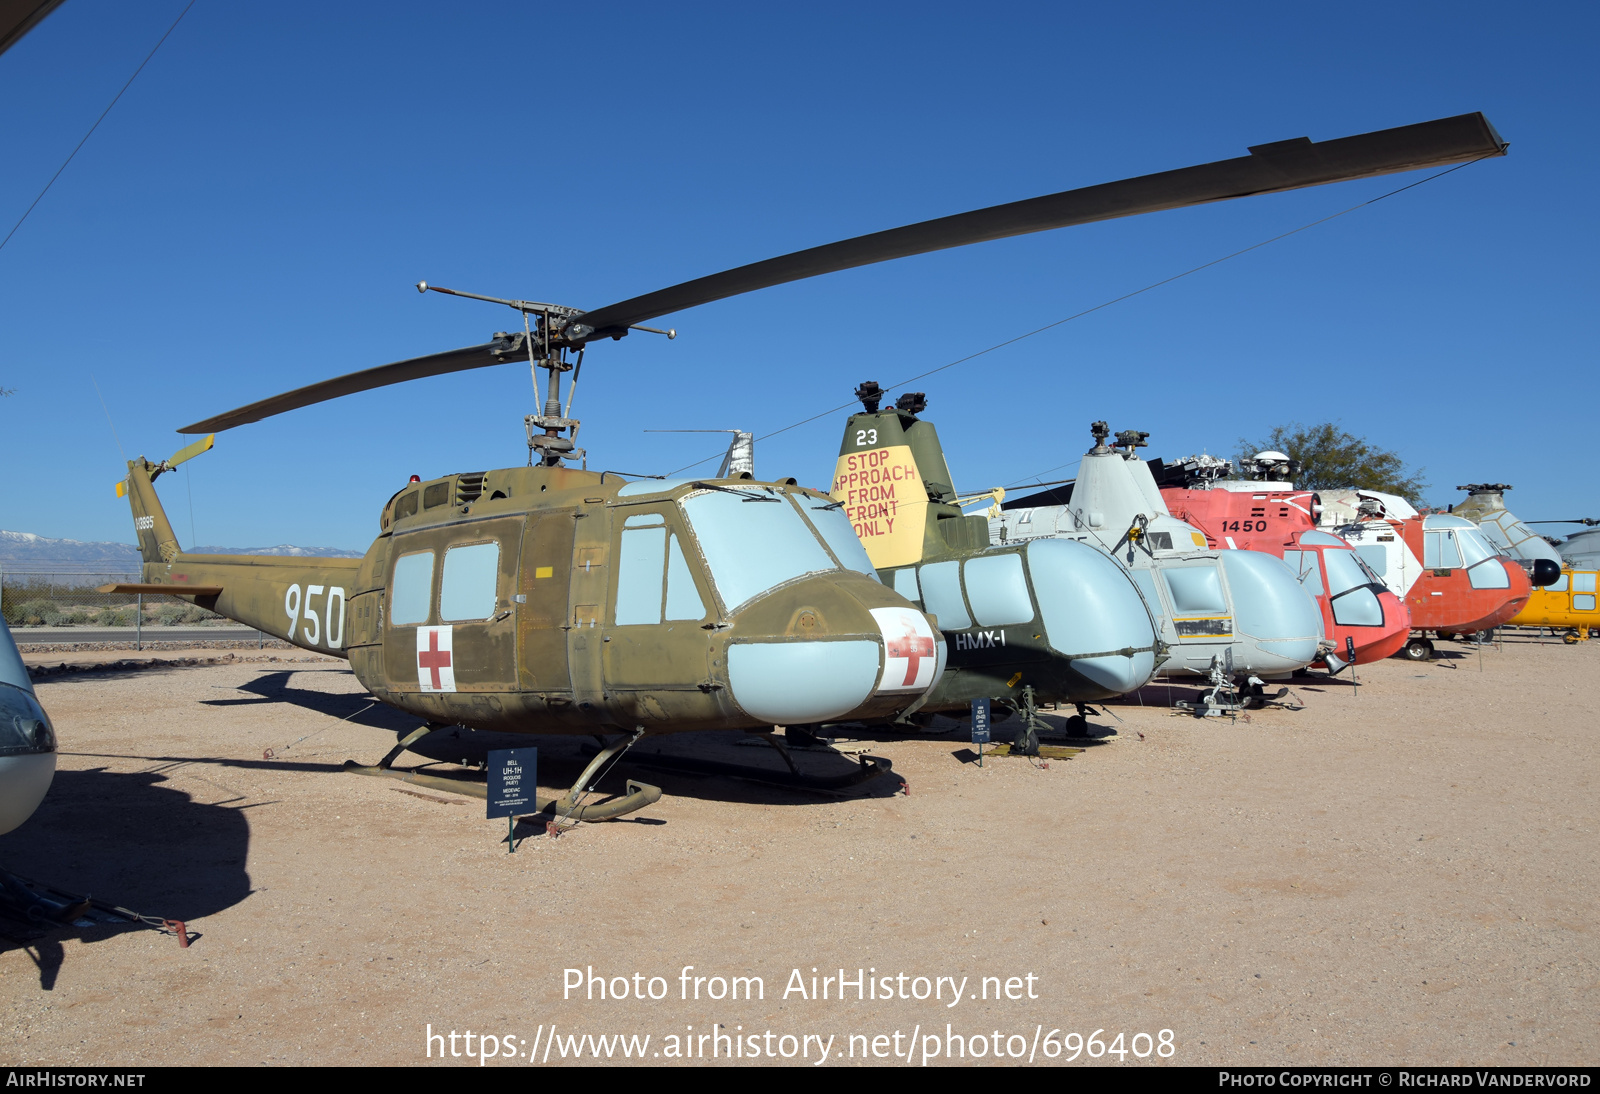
[569,112,1506,338]
[180,112,1504,433]
[177,337,523,434]
[0,0,67,57]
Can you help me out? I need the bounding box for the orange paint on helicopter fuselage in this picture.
[1162,486,1409,663]
[1389,517,1532,633]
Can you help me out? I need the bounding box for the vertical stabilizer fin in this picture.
[830,384,989,569]
[122,458,182,565]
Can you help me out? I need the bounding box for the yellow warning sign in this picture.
[831,444,927,569]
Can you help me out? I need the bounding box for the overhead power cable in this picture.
[666,156,1490,478]
[0,0,197,256]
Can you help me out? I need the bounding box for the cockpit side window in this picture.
[390,550,434,625]
[1424,530,1464,569]
[440,542,500,621]
[616,510,708,625]
[679,488,837,611]
[917,561,971,630]
[616,525,668,625]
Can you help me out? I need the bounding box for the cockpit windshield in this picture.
[795,496,880,580]
[1322,548,1375,596]
[1459,527,1513,589]
[1457,527,1500,568]
[679,487,840,611]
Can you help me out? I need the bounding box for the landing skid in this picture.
[583,733,898,793]
[975,742,1084,761]
[0,865,89,927]
[345,725,663,823]
[0,864,191,946]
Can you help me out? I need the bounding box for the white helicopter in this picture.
[0,617,62,917]
[991,424,1326,713]
[0,619,53,840]
[1556,527,1600,570]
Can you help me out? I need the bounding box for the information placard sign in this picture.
[487,747,538,820]
[970,697,991,744]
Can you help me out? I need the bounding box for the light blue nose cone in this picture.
[1220,550,1323,668]
[0,754,54,836]
[1026,539,1159,694]
[728,640,880,724]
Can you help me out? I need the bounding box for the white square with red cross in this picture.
[870,606,940,692]
[416,625,456,692]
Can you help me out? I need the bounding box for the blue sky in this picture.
[1,1,1595,551]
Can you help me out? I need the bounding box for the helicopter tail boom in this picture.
[116,456,364,654]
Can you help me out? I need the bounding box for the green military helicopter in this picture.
[110,113,1504,815]
[830,383,1162,746]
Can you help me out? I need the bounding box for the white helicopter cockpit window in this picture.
[390,551,434,625]
[615,512,707,625]
[678,488,836,612]
[1456,528,1511,590]
[440,542,500,621]
[1321,548,1385,626]
[1281,551,1325,596]
[797,497,880,580]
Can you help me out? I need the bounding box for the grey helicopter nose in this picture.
[1218,550,1324,669]
[1024,539,1159,693]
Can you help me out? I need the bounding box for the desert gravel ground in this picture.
[0,633,1594,1067]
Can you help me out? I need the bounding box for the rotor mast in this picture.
[414,282,675,466]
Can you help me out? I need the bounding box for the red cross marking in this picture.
[419,630,452,689]
[886,626,935,686]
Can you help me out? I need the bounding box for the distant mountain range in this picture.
[0,530,364,569]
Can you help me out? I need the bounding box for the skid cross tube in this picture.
[344,726,662,822]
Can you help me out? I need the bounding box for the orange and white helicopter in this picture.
[1306,474,1534,661]
[1155,453,1411,666]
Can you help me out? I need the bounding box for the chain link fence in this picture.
[0,563,226,629]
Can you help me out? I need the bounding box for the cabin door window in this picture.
[390,551,435,626]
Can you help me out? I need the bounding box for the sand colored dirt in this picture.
[0,634,1594,1067]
